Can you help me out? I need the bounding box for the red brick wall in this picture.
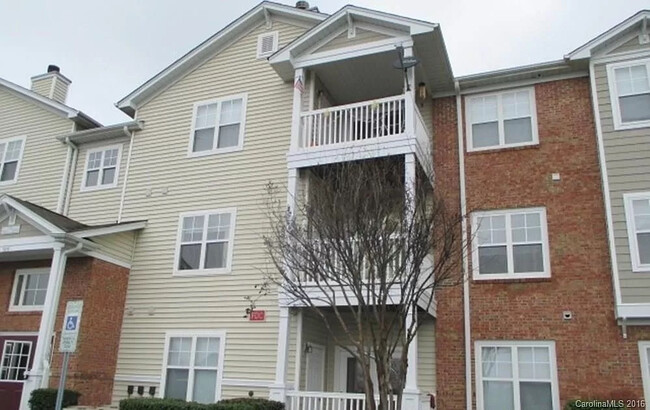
[433,78,650,410]
[0,257,129,406]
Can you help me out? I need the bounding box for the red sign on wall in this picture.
[249,310,266,321]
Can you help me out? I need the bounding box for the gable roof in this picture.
[116,1,327,117]
[0,77,101,128]
[566,10,650,60]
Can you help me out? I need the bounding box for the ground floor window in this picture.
[0,340,32,381]
[475,341,559,410]
[161,331,225,403]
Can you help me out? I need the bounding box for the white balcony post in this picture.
[270,307,291,403]
[290,68,306,151]
[20,243,68,410]
[403,45,416,137]
[402,303,420,410]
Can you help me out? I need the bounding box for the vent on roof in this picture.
[257,31,279,59]
[295,1,309,9]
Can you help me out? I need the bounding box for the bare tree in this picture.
[253,158,467,410]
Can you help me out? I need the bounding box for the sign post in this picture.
[55,300,83,410]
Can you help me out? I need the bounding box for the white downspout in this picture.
[118,125,135,223]
[63,139,79,216]
[455,81,472,410]
[56,143,73,214]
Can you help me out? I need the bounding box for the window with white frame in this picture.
[0,340,32,381]
[639,342,650,404]
[190,95,247,155]
[82,145,121,190]
[624,192,650,272]
[257,31,279,58]
[9,269,49,311]
[175,209,236,274]
[607,59,650,129]
[472,208,550,279]
[476,341,559,410]
[162,332,224,404]
[0,136,25,184]
[466,88,538,151]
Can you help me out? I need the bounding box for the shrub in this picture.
[29,388,81,410]
[119,398,285,410]
[565,399,627,410]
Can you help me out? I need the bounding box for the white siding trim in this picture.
[159,330,227,402]
[471,207,551,281]
[80,143,123,192]
[606,57,650,130]
[623,192,650,272]
[474,340,560,410]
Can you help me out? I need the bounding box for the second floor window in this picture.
[608,59,650,129]
[0,137,25,184]
[466,88,538,151]
[190,95,247,156]
[82,145,121,191]
[174,209,236,274]
[624,192,650,272]
[10,269,49,311]
[472,207,550,280]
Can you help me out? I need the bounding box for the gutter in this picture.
[56,136,77,215]
[455,80,472,410]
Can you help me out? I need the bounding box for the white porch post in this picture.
[290,68,306,151]
[20,243,68,410]
[403,45,416,137]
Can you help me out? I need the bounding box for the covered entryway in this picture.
[0,334,38,410]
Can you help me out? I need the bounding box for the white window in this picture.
[161,331,225,404]
[174,209,236,275]
[472,208,550,280]
[0,136,25,185]
[0,340,32,382]
[9,269,49,312]
[81,144,122,191]
[475,341,560,410]
[257,31,279,58]
[624,192,650,272]
[639,342,650,404]
[466,88,538,151]
[189,95,247,156]
[607,59,650,130]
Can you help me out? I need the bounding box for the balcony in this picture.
[286,391,400,410]
[287,95,432,170]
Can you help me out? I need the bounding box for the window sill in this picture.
[613,121,650,131]
[632,265,650,273]
[172,269,232,277]
[0,179,18,186]
[187,146,244,158]
[466,142,540,155]
[80,184,119,193]
[472,276,552,284]
[7,307,43,314]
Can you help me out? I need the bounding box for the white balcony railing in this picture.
[287,391,399,410]
[297,237,402,283]
[299,95,406,149]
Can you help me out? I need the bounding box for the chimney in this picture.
[30,65,71,104]
[295,1,309,9]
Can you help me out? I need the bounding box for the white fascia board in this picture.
[71,221,147,238]
[0,196,65,235]
[565,11,650,60]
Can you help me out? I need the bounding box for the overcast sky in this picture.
[2,0,649,124]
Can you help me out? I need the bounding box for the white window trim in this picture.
[187,94,248,158]
[0,339,33,383]
[471,207,551,280]
[257,31,279,59]
[465,87,539,152]
[173,208,237,276]
[0,136,26,186]
[80,143,123,192]
[607,58,650,130]
[8,268,49,312]
[639,341,650,404]
[475,340,560,410]
[159,330,226,402]
[623,192,650,272]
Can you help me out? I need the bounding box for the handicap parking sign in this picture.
[60,301,83,353]
[65,316,77,331]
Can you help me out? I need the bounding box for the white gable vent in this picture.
[257,31,279,58]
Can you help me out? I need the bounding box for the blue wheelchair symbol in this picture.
[65,316,78,331]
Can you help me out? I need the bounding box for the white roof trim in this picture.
[269,5,437,64]
[0,196,65,235]
[116,1,326,116]
[71,221,147,238]
[566,10,650,60]
[0,77,100,127]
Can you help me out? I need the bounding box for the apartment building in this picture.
[2,2,650,410]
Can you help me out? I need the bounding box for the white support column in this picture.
[402,304,420,410]
[270,307,291,402]
[20,244,68,410]
[293,309,303,390]
[404,153,416,211]
[403,45,416,137]
[290,68,306,151]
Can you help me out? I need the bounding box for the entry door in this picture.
[305,343,325,391]
[0,335,38,410]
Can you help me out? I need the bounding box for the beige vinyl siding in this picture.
[316,29,391,54]
[0,88,71,210]
[91,231,137,266]
[52,79,68,104]
[29,78,52,99]
[417,315,435,394]
[0,216,44,239]
[67,137,130,225]
[112,20,310,403]
[609,35,650,56]
[595,58,650,304]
